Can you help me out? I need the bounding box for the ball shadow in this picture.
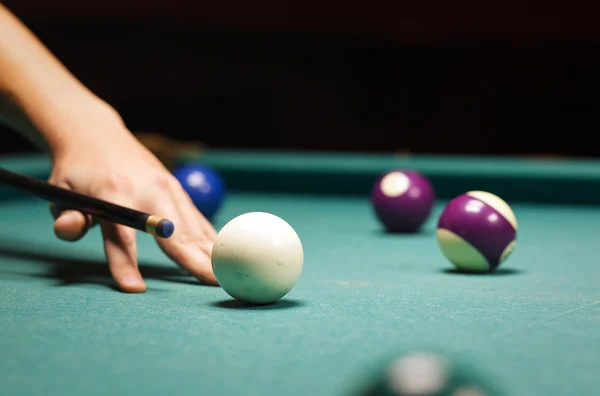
[211,299,305,310]
[372,228,435,237]
[440,267,525,276]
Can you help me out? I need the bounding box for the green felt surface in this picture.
[2,151,600,396]
[1,193,600,395]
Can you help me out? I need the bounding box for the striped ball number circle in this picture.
[436,191,518,272]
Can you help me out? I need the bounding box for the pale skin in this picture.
[0,4,218,292]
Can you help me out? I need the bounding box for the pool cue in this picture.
[0,168,174,238]
[135,132,206,170]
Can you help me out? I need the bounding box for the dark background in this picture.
[1,1,599,156]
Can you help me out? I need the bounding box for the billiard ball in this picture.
[173,163,226,220]
[381,352,496,396]
[211,212,303,304]
[436,191,517,272]
[371,170,436,232]
[386,351,452,395]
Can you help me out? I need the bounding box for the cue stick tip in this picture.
[146,215,175,238]
[156,219,175,238]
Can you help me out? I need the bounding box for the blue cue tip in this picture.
[158,220,175,238]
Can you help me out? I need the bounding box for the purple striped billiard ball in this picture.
[370,170,436,232]
[437,191,518,272]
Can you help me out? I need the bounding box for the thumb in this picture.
[47,176,94,242]
[51,206,92,242]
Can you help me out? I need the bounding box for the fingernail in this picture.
[122,275,143,286]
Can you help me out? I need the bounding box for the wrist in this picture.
[17,87,128,158]
[47,95,126,152]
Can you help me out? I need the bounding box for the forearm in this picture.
[0,4,121,154]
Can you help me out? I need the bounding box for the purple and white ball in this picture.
[371,170,436,232]
[437,191,518,272]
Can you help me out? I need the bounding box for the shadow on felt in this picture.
[0,241,210,290]
[372,227,436,237]
[440,267,525,276]
[211,299,305,310]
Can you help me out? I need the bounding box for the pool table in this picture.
[1,149,600,396]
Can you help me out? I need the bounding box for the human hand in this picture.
[0,3,218,292]
[47,107,218,292]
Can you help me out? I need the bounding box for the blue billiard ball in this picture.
[173,163,226,220]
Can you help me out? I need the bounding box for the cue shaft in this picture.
[0,168,174,238]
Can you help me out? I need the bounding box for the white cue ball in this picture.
[211,212,304,304]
